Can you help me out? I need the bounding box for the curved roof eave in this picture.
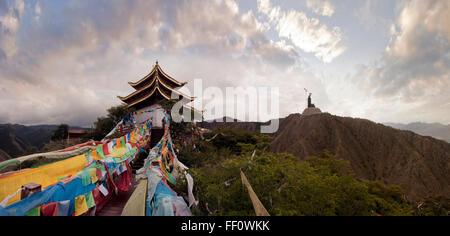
[128,64,186,89]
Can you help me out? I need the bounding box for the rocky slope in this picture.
[270,113,450,201]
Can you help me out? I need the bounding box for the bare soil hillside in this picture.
[271,113,450,201]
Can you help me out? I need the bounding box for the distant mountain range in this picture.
[200,113,450,201]
[385,122,450,143]
[0,124,85,159]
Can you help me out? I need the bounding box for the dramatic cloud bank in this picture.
[350,0,450,123]
[0,0,448,126]
[0,0,310,126]
[258,0,346,63]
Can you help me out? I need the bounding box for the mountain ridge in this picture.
[200,113,450,201]
[385,122,450,142]
[0,124,86,158]
[0,149,11,161]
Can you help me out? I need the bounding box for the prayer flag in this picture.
[74,195,88,216]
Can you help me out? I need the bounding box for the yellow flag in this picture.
[75,195,89,216]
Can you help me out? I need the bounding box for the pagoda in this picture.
[118,61,194,110]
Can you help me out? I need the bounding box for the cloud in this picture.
[386,0,450,60]
[0,0,24,58]
[306,0,335,17]
[257,0,346,63]
[34,1,41,21]
[167,0,253,52]
[0,0,303,126]
[2,0,446,127]
[0,78,105,126]
[350,0,450,123]
[248,38,299,69]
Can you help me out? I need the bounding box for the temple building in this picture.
[118,61,197,133]
[118,61,194,110]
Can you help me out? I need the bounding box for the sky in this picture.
[0,0,449,127]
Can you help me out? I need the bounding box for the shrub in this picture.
[171,126,416,216]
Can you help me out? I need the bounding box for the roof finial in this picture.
[156,60,159,65]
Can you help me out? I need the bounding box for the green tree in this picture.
[171,125,417,216]
[91,117,116,141]
[187,150,414,216]
[107,104,132,123]
[206,127,272,155]
[414,197,449,216]
[23,146,39,155]
[90,104,133,141]
[51,124,69,141]
[41,140,76,153]
[364,181,413,216]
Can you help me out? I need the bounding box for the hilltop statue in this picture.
[302,91,322,116]
[308,93,316,108]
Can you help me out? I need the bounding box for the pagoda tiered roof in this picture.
[118,62,194,109]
